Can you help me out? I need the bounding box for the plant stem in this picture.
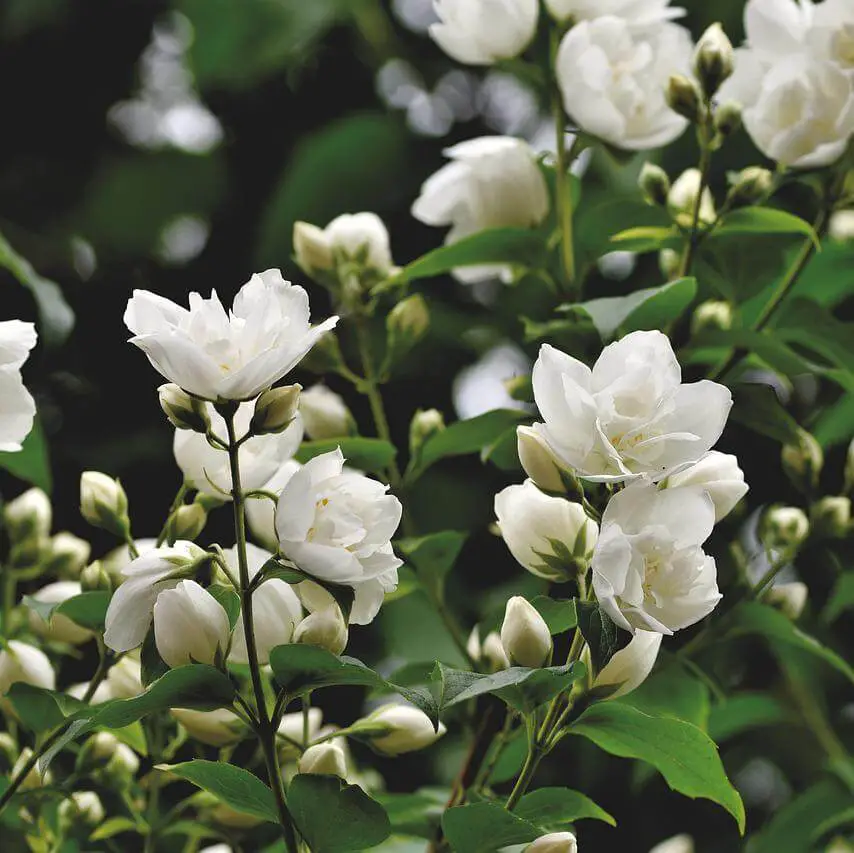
[678,122,713,278]
[224,412,298,853]
[504,739,545,811]
[2,564,15,637]
[156,482,190,547]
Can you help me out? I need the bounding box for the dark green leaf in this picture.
[5,684,83,732]
[569,703,745,832]
[707,693,791,742]
[207,584,240,630]
[575,601,622,676]
[530,597,578,635]
[289,774,391,852]
[442,802,540,853]
[160,759,278,823]
[258,556,307,586]
[620,662,710,729]
[608,225,680,253]
[823,573,854,624]
[375,791,446,839]
[397,531,468,599]
[684,329,815,380]
[775,298,854,377]
[296,438,397,475]
[515,787,616,828]
[0,419,52,491]
[712,207,819,245]
[55,591,111,630]
[730,384,802,444]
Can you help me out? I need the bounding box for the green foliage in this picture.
[514,787,616,828]
[22,590,110,631]
[442,802,541,853]
[207,584,240,629]
[0,419,52,491]
[296,438,398,475]
[397,530,468,600]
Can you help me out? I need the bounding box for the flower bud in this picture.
[666,451,748,521]
[325,212,394,277]
[80,560,112,592]
[299,384,356,440]
[591,630,662,699]
[171,707,246,747]
[659,248,681,280]
[713,100,742,139]
[467,627,510,672]
[650,836,694,853]
[495,482,598,582]
[765,581,808,620]
[80,471,130,538]
[517,426,577,495]
[810,496,851,539]
[668,168,716,229]
[58,791,105,828]
[299,742,348,777]
[158,383,210,433]
[293,221,334,274]
[153,580,230,669]
[726,166,774,208]
[78,731,120,772]
[693,23,734,98]
[830,210,854,242]
[387,294,430,353]
[0,640,55,695]
[294,604,349,655]
[690,300,733,336]
[278,708,324,761]
[166,502,208,543]
[100,742,140,788]
[639,162,671,207]
[761,506,810,552]
[666,74,703,123]
[409,408,445,457]
[3,487,51,543]
[106,656,143,699]
[360,704,446,756]
[500,596,552,668]
[251,384,302,436]
[42,532,91,578]
[503,375,533,403]
[525,832,578,853]
[11,747,51,791]
[781,429,823,494]
[29,581,92,645]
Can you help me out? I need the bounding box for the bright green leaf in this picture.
[620,662,710,730]
[442,802,540,853]
[712,207,820,246]
[515,787,616,828]
[397,531,468,599]
[608,225,680,253]
[0,419,52,492]
[208,584,240,630]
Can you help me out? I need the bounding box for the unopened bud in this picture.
[668,168,716,228]
[781,429,823,494]
[810,496,851,539]
[293,221,334,274]
[830,210,854,242]
[158,383,210,433]
[166,503,208,543]
[251,384,302,436]
[299,385,356,440]
[765,581,808,620]
[80,560,112,592]
[500,596,552,668]
[650,835,695,853]
[714,100,742,139]
[43,532,91,578]
[659,248,681,280]
[467,627,510,672]
[639,162,671,207]
[29,581,92,645]
[3,487,51,543]
[517,426,577,495]
[503,375,533,403]
[58,791,105,828]
[691,300,733,335]
[409,408,445,457]
[99,742,140,788]
[78,731,120,773]
[299,742,348,777]
[171,708,246,747]
[761,505,810,552]
[666,74,703,123]
[360,704,446,756]
[388,294,430,344]
[525,832,578,853]
[693,23,734,98]
[726,166,774,208]
[294,605,349,655]
[80,471,130,538]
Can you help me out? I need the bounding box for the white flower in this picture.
[650,835,694,853]
[362,704,447,755]
[246,461,302,550]
[556,18,693,151]
[430,0,539,66]
[45,532,91,577]
[294,604,349,655]
[592,482,721,634]
[123,269,339,401]
[0,640,55,695]
[80,471,129,536]
[153,580,230,668]
[299,385,355,440]
[812,0,854,73]
[516,426,576,493]
[0,320,37,452]
[174,400,303,498]
[530,333,732,483]
[668,168,716,228]
[106,656,143,699]
[299,742,348,777]
[544,0,683,27]
[411,137,549,283]
[500,596,553,667]
[494,481,598,581]
[171,707,246,747]
[3,487,51,542]
[295,213,394,277]
[666,451,748,521]
[275,449,403,625]
[103,541,204,653]
[525,832,578,853]
[278,708,324,759]
[29,581,92,645]
[224,543,302,665]
[61,790,105,825]
[592,629,662,698]
[467,626,511,672]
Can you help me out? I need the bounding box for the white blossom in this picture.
[299,742,348,777]
[0,640,54,695]
[0,320,37,452]
[592,629,662,698]
[500,596,553,667]
[666,451,748,521]
[124,269,338,401]
[295,213,394,277]
[544,0,683,27]
[299,385,355,440]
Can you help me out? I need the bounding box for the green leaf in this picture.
[55,591,110,630]
[620,662,710,730]
[0,230,74,346]
[712,207,820,246]
[574,601,622,676]
[530,597,578,635]
[823,573,854,624]
[208,584,240,630]
[397,531,468,599]
[726,601,854,684]
[566,278,696,340]
[160,759,278,824]
[515,787,616,828]
[608,225,681,253]
[375,791,446,839]
[5,684,83,732]
[569,702,745,832]
[413,410,529,476]
[707,693,791,742]
[90,817,141,841]
[296,438,397,475]
[401,228,548,282]
[442,802,540,853]
[0,419,52,491]
[730,384,802,444]
[775,298,854,377]
[289,774,391,852]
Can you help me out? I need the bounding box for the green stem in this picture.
[225,411,298,853]
[678,121,713,278]
[2,565,15,637]
[143,723,163,853]
[504,739,545,811]
[156,482,190,547]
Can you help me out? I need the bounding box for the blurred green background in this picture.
[2,2,853,850]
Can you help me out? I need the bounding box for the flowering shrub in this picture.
[2,1,854,852]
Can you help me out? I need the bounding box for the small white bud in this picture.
[666,74,703,123]
[387,294,430,355]
[830,210,854,242]
[80,560,111,592]
[525,832,578,853]
[251,384,302,436]
[293,221,334,274]
[299,385,356,440]
[517,426,576,494]
[105,656,143,699]
[727,166,774,208]
[298,742,348,777]
[171,708,246,747]
[158,383,210,433]
[668,168,716,229]
[500,596,552,668]
[666,451,748,522]
[3,487,51,543]
[0,640,55,696]
[324,212,394,277]
[762,506,810,552]
[166,503,208,543]
[29,581,93,645]
[592,630,662,700]
[810,496,851,539]
[80,471,130,537]
[59,791,105,827]
[361,704,446,756]
[639,162,671,207]
[713,100,742,139]
[765,581,808,620]
[105,742,141,786]
[467,627,510,672]
[781,429,823,494]
[410,408,445,457]
[42,531,91,578]
[690,300,733,336]
[693,23,734,98]
[294,604,349,656]
[80,732,120,769]
[659,248,681,280]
